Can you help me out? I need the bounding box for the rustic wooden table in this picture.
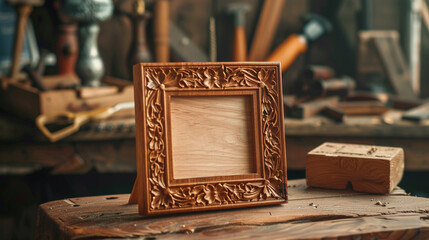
[36,179,429,239]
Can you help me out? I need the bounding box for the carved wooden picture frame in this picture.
[131,62,287,216]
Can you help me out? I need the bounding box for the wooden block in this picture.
[0,76,133,120]
[306,142,404,194]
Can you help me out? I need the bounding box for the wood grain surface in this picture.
[171,96,255,179]
[35,179,429,240]
[306,142,404,194]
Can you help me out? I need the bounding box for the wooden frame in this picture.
[131,62,287,216]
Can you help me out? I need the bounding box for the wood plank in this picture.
[357,31,394,74]
[336,101,390,115]
[373,36,416,99]
[36,179,429,239]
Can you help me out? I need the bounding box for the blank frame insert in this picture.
[170,95,256,179]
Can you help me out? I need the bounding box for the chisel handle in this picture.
[57,24,78,75]
[10,5,33,79]
[266,34,307,72]
[233,26,247,61]
[154,0,170,62]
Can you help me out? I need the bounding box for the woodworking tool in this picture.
[309,76,356,97]
[21,49,56,91]
[60,0,113,87]
[295,65,336,95]
[36,101,134,142]
[6,0,44,80]
[23,65,48,91]
[56,23,78,75]
[53,0,78,75]
[302,65,335,81]
[320,106,345,122]
[402,102,429,122]
[154,0,170,62]
[288,96,339,119]
[248,0,285,61]
[35,49,48,76]
[266,14,332,72]
[128,0,152,66]
[22,50,57,91]
[227,3,250,61]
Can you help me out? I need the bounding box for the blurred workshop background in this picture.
[1,0,429,239]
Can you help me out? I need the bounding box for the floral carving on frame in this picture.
[132,62,287,216]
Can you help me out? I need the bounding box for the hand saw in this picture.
[36,101,134,142]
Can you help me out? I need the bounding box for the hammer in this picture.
[266,14,332,72]
[227,3,250,61]
[6,0,44,80]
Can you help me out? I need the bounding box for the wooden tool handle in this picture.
[248,0,285,61]
[10,5,33,79]
[266,34,307,72]
[36,107,114,142]
[57,24,78,75]
[36,113,83,142]
[154,0,170,62]
[130,15,152,65]
[233,27,247,61]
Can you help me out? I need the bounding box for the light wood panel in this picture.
[171,95,255,179]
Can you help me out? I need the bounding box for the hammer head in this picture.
[226,3,250,27]
[301,14,333,42]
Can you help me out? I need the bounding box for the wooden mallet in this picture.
[267,14,332,72]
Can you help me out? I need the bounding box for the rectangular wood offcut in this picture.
[306,142,404,194]
[131,62,287,216]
